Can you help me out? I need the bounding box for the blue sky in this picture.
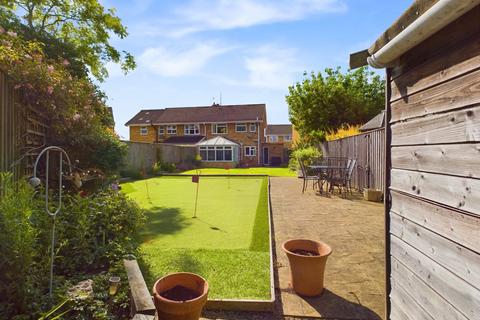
[100,0,412,139]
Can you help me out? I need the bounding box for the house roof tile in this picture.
[265,124,292,135]
[125,104,266,126]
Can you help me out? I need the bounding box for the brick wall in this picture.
[129,125,158,143]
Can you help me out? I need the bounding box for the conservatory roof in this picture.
[196,136,239,146]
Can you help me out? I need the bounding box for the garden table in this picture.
[308,165,347,194]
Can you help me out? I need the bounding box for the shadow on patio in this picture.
[270,177,385,319]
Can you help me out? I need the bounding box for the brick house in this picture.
[125,103,280,167]
[263,124,293,166]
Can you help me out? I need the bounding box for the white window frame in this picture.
[199,146,233,162]
[184,124,200,135]
[245,146,256,157]
[166,125,177,135]
[212,123,228,134]
[158,126,164,136]
[268,135,278,142]
[235,123,247,132]
[249,123,257,132]
[140,127,148,136]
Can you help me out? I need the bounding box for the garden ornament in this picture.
[30,146,73,298]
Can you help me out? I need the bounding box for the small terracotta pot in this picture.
[152,272,209,320]
[282,239,332,296]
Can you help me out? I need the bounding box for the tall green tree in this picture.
[287,67,384,143]
[1,0,135,81]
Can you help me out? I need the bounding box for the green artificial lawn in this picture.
[122,176,271,300]
[180,167,297,177]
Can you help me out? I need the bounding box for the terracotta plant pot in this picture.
[152,272,209,320]
[282,239,332,296]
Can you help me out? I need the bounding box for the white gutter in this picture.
[368,0,480,68]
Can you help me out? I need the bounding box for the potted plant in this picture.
[282,239,332,296]
[152,272,209,320]
[363,188,383,202]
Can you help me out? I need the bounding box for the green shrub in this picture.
[0,173,145,319]
[46,190,145,276]
[288,146,321,170]
[152,161,176,174]
[0,173,38,316]
[119,167,143,179]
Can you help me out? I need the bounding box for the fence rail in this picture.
[320,128,385,192]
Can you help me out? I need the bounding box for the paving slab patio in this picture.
[270,177,385,320]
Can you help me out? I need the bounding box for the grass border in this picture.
[204,175,275,312]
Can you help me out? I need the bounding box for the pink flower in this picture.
[47,65,54,73]
[73,113,81,121]
[0,27,5,34]
[6,31,17,37]
[47,86,54,94]
[62,59,70,66]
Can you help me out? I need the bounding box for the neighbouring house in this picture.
[263,124,293,166]
[125,103,293,168]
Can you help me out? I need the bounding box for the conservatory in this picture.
[196,136,240,166]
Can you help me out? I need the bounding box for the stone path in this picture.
[270,177,385,319]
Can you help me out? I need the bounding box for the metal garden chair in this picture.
[299,159,320,193]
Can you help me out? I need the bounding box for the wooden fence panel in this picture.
[320,128,385,192]
[123,141,197,172]
[0,70,23,179]
[0,70,47,179]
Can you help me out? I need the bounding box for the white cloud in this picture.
[144,0,347,38]
[139,42,232,76]
[244,45,303,90]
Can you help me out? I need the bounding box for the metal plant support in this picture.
[30,146,72,297]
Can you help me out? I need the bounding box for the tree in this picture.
[286,67,384,143]
[0,28,126,173]
[1,0,135,81]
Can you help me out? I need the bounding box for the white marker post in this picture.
[192,170,200,218]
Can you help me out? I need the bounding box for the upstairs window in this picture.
[140,127,148,135]
[184,124,200,135]
[212,124,227,134]
[235,123,247,132]
[268,136,278,142]
[167,125,177,134]
[245,146,256,157]
[249,123,257,132]
[158,126,164,135]
[284,135,292,141]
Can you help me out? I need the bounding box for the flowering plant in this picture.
[0,28,125,173]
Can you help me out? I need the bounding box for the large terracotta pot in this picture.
[282,239,332,296]
[153,272,209,320]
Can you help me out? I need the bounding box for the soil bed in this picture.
[291,249,319,256]
[161,285,200,301]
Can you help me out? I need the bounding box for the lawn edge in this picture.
[204,176,275,312]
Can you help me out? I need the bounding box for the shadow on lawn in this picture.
[140,206,191,241]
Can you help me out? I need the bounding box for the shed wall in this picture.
[386,6,480,320]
